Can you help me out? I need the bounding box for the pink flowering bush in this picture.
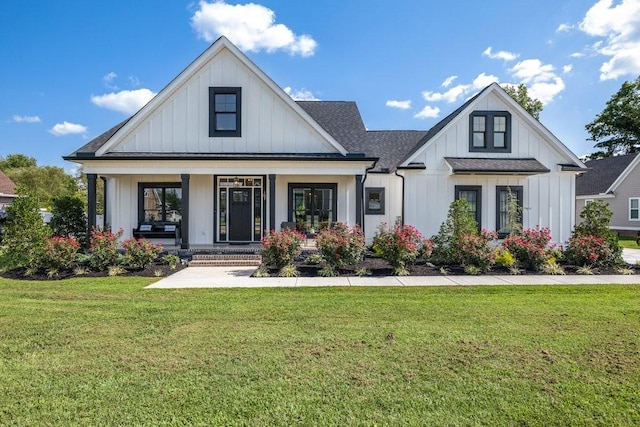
[122,237,163,269]
[456,230,497,272]
[373,223,427,275]
[316,223,366,273]
[88,227,124,271]
[261,229,305,269]
[39,236,80,270]
[564,235,614,268]
[502,227,553,271]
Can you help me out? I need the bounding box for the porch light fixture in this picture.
[233,176,240,187]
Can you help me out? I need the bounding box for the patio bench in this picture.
[133,221,181,246]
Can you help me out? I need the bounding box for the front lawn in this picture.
[619,235,640,249]
[1,278,639,425]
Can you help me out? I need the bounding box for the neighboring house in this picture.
[0,170,17,210]
[576,153,640,236]
[65,36,586,248]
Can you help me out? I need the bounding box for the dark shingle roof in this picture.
[365,131,428,172]
[296,101,368,152]
[0,170,16,195]
[576,153,639,196]
[445,157,550,174]
[65,119,130,158]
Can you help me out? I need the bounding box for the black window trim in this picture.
[138,182,182,223]
[495,185,523,238]
[455,185,482,230]
[364,187,385,215]
[469,110,511,153]
[287,183,338,230]
[209,87,242,137]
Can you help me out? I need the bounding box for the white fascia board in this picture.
[576,194,615,199]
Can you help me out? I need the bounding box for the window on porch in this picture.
[288,184,337,234]
[138,183,182,223]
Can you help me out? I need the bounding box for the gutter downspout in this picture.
[360,159,378,234]
[394,169,405,226]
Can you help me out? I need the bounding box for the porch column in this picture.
[181,174,190,249]
[87,173,97,243]
[100,176,107,228]
[269,174,276,232]
[355,174,363,227]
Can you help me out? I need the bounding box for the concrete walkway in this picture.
[146,248,640,289]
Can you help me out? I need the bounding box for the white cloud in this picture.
[570,51,585,58]
[563,64,573,73]
[556,23,574,32]
[579,0,640,80]
[471,72,499,89]
[103,72,118,89]
[422,84,469,103]
[12,114,41,123]
[128,75,140,87]
[49,121,87,136]
[191,0,317,57]
[413,105,440,119]
[441,75,458,87]
[90,88,157,114]
[482,46,519,61]
[284,86,320,101]
[509,59,565,105]
[385,100,411,110]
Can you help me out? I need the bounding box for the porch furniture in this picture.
[133,221,181,246]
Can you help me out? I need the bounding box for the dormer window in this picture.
[209,87,241,137]
[469,111,511,152]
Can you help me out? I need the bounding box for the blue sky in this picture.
[1,0,639,171]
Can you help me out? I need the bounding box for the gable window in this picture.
[630,198,639,221]
[496,186,523,237]
[365,187,385,215]
[209,87,241,137]
[138,183,182,223]
[469,111,511,152]
[455,185,481,229]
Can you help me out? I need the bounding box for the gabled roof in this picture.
[400,83,587,170]
[0,170,16,195]
[576,153,640,196]
[365,131,427,172]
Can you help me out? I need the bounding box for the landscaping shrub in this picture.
[494,248,515,268]
[373,223,426,275]
[455,230,497,272]
[564,235,615,268]
[316,223,366,275]
[431,199,478,265]
[50,195,87,245]
[571,200,622,266]
[502,227,553,271]
[261,229,305,269]
[1,189,50,269]
[88,227,123,271]
[40,236,80,270]
[122,237,163,269]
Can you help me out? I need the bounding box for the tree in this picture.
[4,166,77,209]
[503,84,543,120]
[586,76,640,159]
[0,153,37,171]
[50,195,87,244]
[2,187,51,269]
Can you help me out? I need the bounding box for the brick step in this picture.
[189,259,262,267]
[191,254,262,261]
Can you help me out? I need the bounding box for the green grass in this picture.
[1,278,639,425]
[619,236,640,249]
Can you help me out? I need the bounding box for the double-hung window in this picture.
[455,185,482,230]
[630,198,639,221]
[209,87,241,137]
[138,183,182,223]
[469,111,511,152]
[496,186,523,237]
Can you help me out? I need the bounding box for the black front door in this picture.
[229,188,252,241]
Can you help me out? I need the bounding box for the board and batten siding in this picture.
[362,174,402,242]
[402,92,577,244]
[110,49,338,155]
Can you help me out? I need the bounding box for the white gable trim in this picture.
[402,83,586,169]
[605,153,640,194]
[96,36,348,157]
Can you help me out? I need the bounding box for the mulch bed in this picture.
[1,262,187,281]
[262,256,639,277]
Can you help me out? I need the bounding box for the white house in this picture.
[65,36,586,248]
